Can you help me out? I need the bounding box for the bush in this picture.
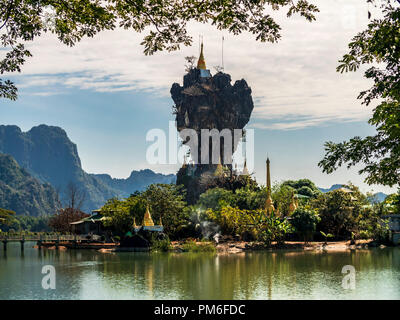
[181,239,216,253]
[151,237,172,252]
[252,211,292,246]
[291,207,320,242]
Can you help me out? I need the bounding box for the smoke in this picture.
[190,207,221,242]
[200,221,221,242]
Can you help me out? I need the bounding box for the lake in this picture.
[0,242,399,299]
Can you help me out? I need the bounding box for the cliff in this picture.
[0,125,176,212]
[0,153,59,216]
[170,69,254,203]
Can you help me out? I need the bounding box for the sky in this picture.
[0,0,396,194]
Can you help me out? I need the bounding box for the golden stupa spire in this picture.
[143,204,155,227]
[289,192,298,215]
[265,157,275,214]
[214,156,224,176]
[197,41,206,70]
[242,158,249,176]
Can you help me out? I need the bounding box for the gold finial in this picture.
[289,192,298,215]
[143,204,154,227]
[159,216,163,226]
[214,156,224,176]
[265,157,275,214]
[242,158,249,176]
[197,41,206,70]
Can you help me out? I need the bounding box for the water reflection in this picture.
[0,242,399,300]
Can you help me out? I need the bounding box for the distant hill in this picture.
[318,184,344,193]
[0,125,176,213]
[367,192,388,203]
[319,184,388,203]
[93,170,176,198]
[0,153,59,216]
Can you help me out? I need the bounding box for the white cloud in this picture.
[8,0,376,129]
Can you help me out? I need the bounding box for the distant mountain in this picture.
[93,170,176,198]
[318,184,344,193]
[0,153,59,216]
[0,125,176,213]
[367,192,388,203]
[319,184,388,203]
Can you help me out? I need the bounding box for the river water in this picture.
[0,242,399,299]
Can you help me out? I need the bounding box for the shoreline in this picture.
[96,239,391,254]
[213,239,385,254]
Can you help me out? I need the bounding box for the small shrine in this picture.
[133,205,164,233]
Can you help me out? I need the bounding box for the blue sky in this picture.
[0,0,396,194]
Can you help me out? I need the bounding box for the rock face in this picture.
[170,69,254,203]
[0,153,59,216]
[0,125,176,212]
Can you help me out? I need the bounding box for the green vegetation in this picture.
[101,184,189,239]
[320,231,334,245]
[0,215,51,232]
[151,237,172,252]
[0,208,15,231]
[97,178,393,245]
[206,206,292,245]
[181,240,216,253]
[290,208,320,242]
[319,2,400,188]
[0,153,59,216]
[281,179,321,198]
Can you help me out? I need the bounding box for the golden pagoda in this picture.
[241,158,250,176]
[143,205,155,227]
[133,217,138,228]
[197,42,206,69]
[214,156,224,177]
[265,157,275,214]
[288,192,298,215]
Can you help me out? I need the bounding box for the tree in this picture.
[272,183,296,216]
[101,197,138,236]
[234,187,266,210]
[1,0,319,100]
[383,189,400,214]
[311,189,363,239]
[281,179,321,198]
[64,181,86,211]
[197,187,235,211]
[250,210,292,245]
[0,208,16,227]
[48,207,89,233]
[290,207,320,242]
[141,184,188,239]
[319,1,400,187]
[184,56,196,72]
[47,182,88,233]
[101,184,188,238]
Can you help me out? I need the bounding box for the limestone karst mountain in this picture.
[0,125,176,213]
[0,153,59,216]
[171,67,254,203]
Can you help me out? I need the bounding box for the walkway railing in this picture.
[0,234,94,242]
